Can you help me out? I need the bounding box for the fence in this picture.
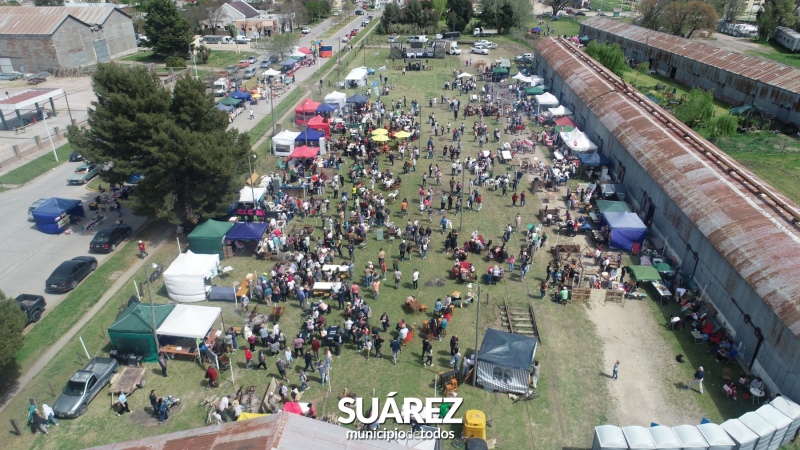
[0,112,89,168]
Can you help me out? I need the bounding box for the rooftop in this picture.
[226,0,260,19]
[581,16,800,94]
[535,37,800,336]
[0,6,122,35]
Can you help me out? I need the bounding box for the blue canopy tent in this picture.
[229,90,252,102]
[576,152,612,167]
[279,58,297,66]
[294,128,324,144]
[216,103,234,112]
[346,94,368,104]
[32,198,86,234]
[316,103,338,113]
[602,211,648,251]
[226,222,269,241]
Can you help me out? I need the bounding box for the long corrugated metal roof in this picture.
[0,6,117,35]
[87,413,412,450]
[581,16,800,94]
[535,37,800,336]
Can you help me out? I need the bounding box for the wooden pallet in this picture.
[571,288,591,303]
[605,290,625,307]
[499,300,541,341]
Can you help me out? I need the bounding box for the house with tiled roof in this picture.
[218,0,262,26]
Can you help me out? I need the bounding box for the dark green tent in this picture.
[626,265,662,283]
[187,220,235,257]
[219,97,242,107]
[108,303,175,362]
[492,66,509,74]
[596,200,631,214]
[525,86,545,95]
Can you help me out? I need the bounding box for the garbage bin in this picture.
[463,409,487,440]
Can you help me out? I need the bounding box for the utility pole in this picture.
[473,284,481,386]
[144,264,160,355]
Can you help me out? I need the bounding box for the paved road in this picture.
[0,163,147,316]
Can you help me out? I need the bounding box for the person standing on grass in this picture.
[138,240,148,258]
[531,360,540,388]
[117,393,131,416]
[244,348,253,369]
[687,366,704,393]
[304,350,315,373]
[612,360,619,380]
[372,279,381,298]
[394,269,402,289]
[374,334,384,359]
[256,350,268,370]
[317,360,329,386]
[276,358,288,381]
[158,352,169,378]
[364,336,373,361]
[311,337,321,360]
[390,338,401,365]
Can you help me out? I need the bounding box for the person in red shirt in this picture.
[311,337,321,360]
[307,403,317,419]
[512,192,519,207]
[205,365,218,388]
[138,240,148,258]
[244,348,253,369]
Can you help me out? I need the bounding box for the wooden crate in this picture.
[571,288,591,303]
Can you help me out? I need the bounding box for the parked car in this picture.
[260,60,271,68]
[355,9,364,15]
[515,53,534,62]
[67,163,102,185]
[342,35,350,43]
[28,198,48,221]
[243,67,257,79]
[333,10,340,16]
[247,56,257,64]
[45,256,98,292]
[387,36,398,43]
[350,29,359,36]
[225,65,238,75]
[53,357,119,418]
[470,46,490,55]
[361,21,368,27]
[69,151,85,162]
[89,224,132,253]
[302,27,312,34]
[576,11,586,15]
[484,42,498,49]
[15,294,46,324]
[236,60,250,68]
[236,35,251,44]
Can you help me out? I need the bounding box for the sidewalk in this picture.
[0,224,174,414]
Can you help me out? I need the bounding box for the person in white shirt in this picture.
[218,395,230,412]
[398,326,409,341]
[412,269,420,290]
[273,323,280,337]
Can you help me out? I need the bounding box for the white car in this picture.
[333,10,340,16]
[470,46,489,55]
[302,27,312,34]
[484,42,498,49]
[342,35,350,42]
[387,36,398,43]
[475,39,490,46]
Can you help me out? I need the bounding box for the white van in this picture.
[406,35,429,44]
[212,78,230,96]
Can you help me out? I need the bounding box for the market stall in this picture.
[324,91,347,109]
[289,145,320,159]
[294,128,325,147]
[560,128,598,153]
[108,303,176,362]
[548,105,572,117]
[535,92,559,108]
[602,211,647,251]
[272,130,301,157]
[345,67,369,88]
[187,220,235,257]
[226,222,268,241]
[31,197,86,234]
[295,98,321,125]
[307,114,331,138]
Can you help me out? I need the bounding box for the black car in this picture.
[69,152,85,162]
[89,224,132,253]
[45,256,98,292]
[355,9,364,15]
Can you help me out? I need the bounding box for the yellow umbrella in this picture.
[394,131,411,139]
[372,128,388,135]
[251,93,262,99]
[372,135,390,142]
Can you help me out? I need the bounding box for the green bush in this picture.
[165,56,187,68]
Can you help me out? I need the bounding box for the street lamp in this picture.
[246,154,257,213]
[41,109,58,162]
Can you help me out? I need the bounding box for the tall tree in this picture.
[0,291,26,371]
[637,0,672,30]
[144,0,194,56]
[661,1,718,38]
[404,0,425,26]
[544,0,571,16]
[265,33,300,60]
[431,0,447,17]
[757,0,796,40]
[379,2,402,33]
[447,0,473,31]
[479,0,528,32]
[585,41,628,76]
[675,88,715,128]
[67,64,250,225]
[713,0,746,21]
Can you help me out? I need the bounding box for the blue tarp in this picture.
[216,103,234,112]
[32,197,85,234]
[346,94,368,104]
[602,211,647,251]
[316,103,338,113]
[229,90,252,101]
[280,58,297,66]
[294,128,324,142]
[226,222,269,241]
[576,152,612,167]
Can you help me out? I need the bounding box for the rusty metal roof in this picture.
[87,413,411,450]
[0,6,118,35]
[535,37,800,337]
[581,17,800,94]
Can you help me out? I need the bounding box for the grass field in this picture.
[0,144,72,185]
[123,50,259,70]
[1,26,789,450]
[746,39,800,69]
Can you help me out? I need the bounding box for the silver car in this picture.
[470,47,489,55]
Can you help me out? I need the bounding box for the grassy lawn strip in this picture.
[746,39,800,69]
[123,50,259,70]
[14,224,154,373]
[1,144,72,185]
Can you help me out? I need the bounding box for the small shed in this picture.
[592,425,627,450]
[769,397,800,445]
[187,220,234,258]
[475,329,537,394]
[163,251,220,303]
[273,130,301,157]
[738,411,776,450]
[108,303,175,362]
[672,425,709,450]
[719,419,759,450]
[622,426,657,450]
[755,404,792,449]
[697,423,735,450]
[647,426,682,450]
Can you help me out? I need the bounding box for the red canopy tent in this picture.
[554,116,576,128]
[307,114,330,139]
[295,98,321,125]
[298,47,312,55]
[289,145,320,159]
[283,402,309,415]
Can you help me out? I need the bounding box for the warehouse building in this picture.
[579,17,800,126]
[534,36,800,402]
[0,5,137,74]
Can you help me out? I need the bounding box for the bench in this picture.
[236,278,250,298]
[271,306,285,322]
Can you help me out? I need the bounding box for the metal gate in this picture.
[93,39,111,63]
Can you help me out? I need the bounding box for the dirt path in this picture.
[587,296,702,426]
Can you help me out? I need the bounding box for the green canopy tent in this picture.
[492,66,509,82]
[525,86,545,96]
[596,200,631,215]
[187,220,235,257]
[108,303,175,362]
[219,97,243,107]
[627,265,662,283]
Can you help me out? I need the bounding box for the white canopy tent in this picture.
[272,130,301,157]
[457,72,473,78]
[163,251,220,303]
[238,186,267,204]
[324,91,347,109]
[548,105,572,116]
[345,67,368,88]
[528,75,543,85]
[512,73,531,83]
[560,128,599,153]
[290,50,306,59]
[535,92,559,107]
[157,304,222,339]
[262,68,281,77]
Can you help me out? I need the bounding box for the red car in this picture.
[350,29,358,37]
[236,60,250,68]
